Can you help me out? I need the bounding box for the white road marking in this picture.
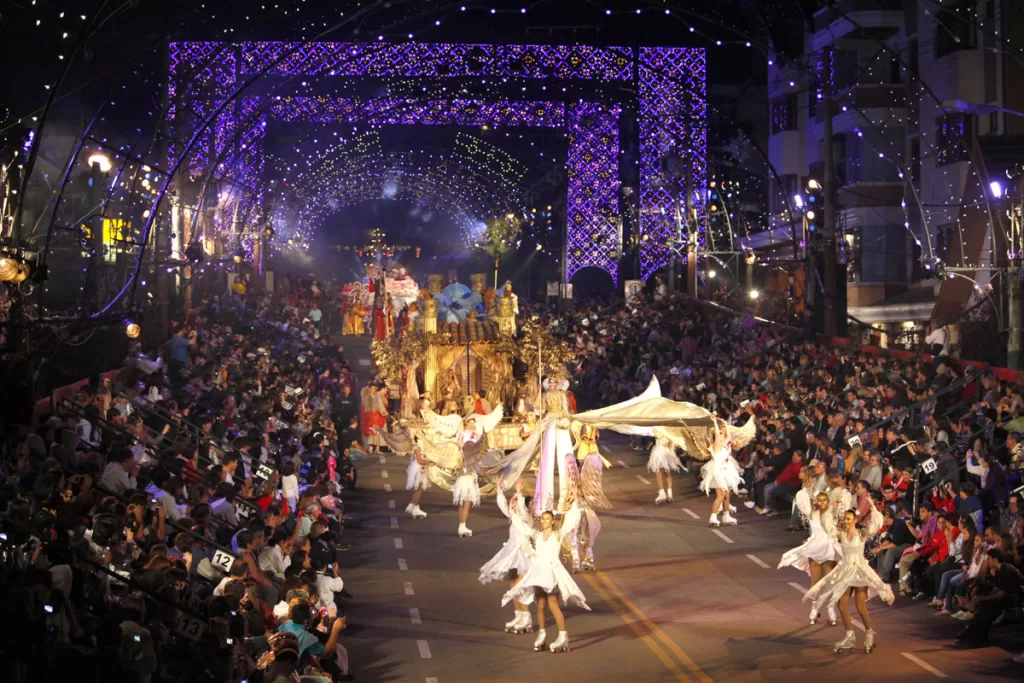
[388,500,396,509]
[681,508,699,519]
[390,516,399,529]
[901,653,948,678]
[359,359,371,366]
[711,529,734,544]
[384,484,392,493]
[394,538,404,549]
[382,470,389,479]
[398,558,408,571]
[786,582,864,630]
[417,640,432,658]
[617,459,629,468]
[404,582,415,596]
[410,607,422,624]
[636,475,651,485]
[746,554,770,569]
[379,455,386,464]
[426,678,438,683]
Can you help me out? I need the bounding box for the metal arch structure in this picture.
[168,41,707,285]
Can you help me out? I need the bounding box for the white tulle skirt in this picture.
[699,455,743,495]
[803,548,895,610]
[406,460,430,491]
[501,558,590,610]
[778,522,842,574]
[453,473,480,507]
[647,442,683,473]
[479,537,532,585]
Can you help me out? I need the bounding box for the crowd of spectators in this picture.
[3,272,1024,677]
[0,277,366,682]
[536,289,1024,656]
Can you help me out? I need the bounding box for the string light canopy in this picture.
[168,40,708,284]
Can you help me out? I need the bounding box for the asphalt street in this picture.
[333,336,1021,682]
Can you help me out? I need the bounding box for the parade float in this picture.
[371,272,570,451]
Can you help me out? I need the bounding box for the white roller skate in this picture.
[655,489,668,505]
[533,629,547,651]
[549,631,570,653]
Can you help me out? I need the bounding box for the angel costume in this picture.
[421,406,504,537]
[778,506,842,624]
[803,507,893,651]
[561,424,612,572]
[502,504,591,610]
[647,437,683,473]
[480,488,533,585]
[698,439,744,496]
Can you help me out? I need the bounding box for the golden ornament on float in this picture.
[427,273,444,294]
[125,321,142,339]
[469,273,486,293]
[12,263,30,283]
[0,257,18,281]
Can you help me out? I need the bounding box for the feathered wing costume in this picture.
[375,428,430,491]
[417,406,506,503]
[698,415,756,496]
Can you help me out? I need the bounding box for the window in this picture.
[770,94,798,135]
[935,2,977,59]
[936,114,972,166]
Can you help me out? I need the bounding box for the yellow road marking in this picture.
[583,573,692,683]
[596,570,715,683]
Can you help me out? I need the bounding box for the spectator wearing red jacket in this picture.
[758,451,803,515]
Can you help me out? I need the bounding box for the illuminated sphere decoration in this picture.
[0,257,18,281]
[125,321,142,339]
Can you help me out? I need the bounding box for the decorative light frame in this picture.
[169,42,706,283]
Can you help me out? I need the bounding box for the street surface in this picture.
[334,440,1021,683]
[334,337,1020,682]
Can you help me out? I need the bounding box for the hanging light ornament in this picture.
[0,257,18,281]
[125,320,141,339]
[12,263,30,283]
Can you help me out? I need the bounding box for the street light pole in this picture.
[823,78,839,338]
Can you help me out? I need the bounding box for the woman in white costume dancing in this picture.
[699,419,744,527]
[503,479,590,653]
[404,445,430,519]
[648,436,683,504]
[778,491,842,625]
[803,507,894,654]
[480,479,535,634]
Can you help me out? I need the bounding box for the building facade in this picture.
[754,0,1024,349]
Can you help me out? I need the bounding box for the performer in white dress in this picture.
[803,507,894,654]
[420,406,504,538]
[404,445,430,519]
[778,492,842,625]
[699,418,744,527]
[648,436,683,504]
[503,480,590,653]
[481,480,535,634]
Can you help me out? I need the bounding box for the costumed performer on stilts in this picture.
[566,423,611,572]
[700,416,751,527]
[803,505,893,654]
[778,491,842,626]
[480,476,535,635]
[502,478,590,653]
